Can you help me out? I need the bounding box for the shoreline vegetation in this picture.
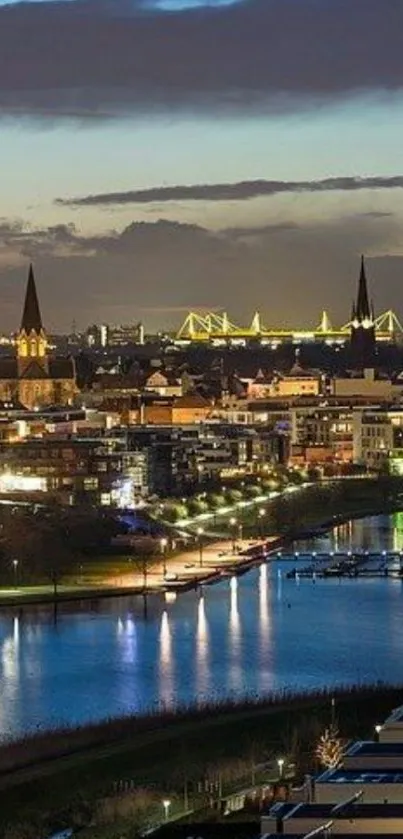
[1,474,403,608]
[2,682,403,835]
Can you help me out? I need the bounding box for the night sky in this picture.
[1,0,403,332]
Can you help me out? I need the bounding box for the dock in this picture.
[284,550,403,580]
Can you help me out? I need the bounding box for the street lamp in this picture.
[12,559,18,588]
[160,537,168,577]
[258,508,265,540]
[277,757,285,779]
[197,527,204,567]
[230,517,237,552]
[375,724,382,742]
[162,799,171,822]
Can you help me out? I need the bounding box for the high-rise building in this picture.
[86,322,144,348]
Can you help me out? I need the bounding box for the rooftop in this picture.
[265,801,403,819]
[316,767,403,784]
[264,835,403,839]
[384,704,403,725]
[346,740,403,757]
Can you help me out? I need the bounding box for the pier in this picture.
[282,550,403,579]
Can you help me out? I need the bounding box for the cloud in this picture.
[0,213,402,333]
[0,0,403,119]
[223,222,300,239]
[57,175,403,207]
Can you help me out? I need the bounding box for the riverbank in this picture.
[0,535,281,608]
[1,475,402,608]
[1,682,403,835]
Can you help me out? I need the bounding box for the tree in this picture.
[162,503,187,523]
[244,485,261,498]
[187,499,208,516]
[206,493,225,510]
[315,724,343,769]
[31,509,76,597]
[226,489,242,504]
[0,507,42,585]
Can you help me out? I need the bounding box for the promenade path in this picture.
[0,536,280,606]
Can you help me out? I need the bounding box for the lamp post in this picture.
[197,527,204,567]
[375,724,382,742]
[230,517,237,552]
[160,537,168,578]
[277,757,284,780]
[162,799,171,822]
[12,559,18,589]
[331,696,336,728]
[258,508,265,540]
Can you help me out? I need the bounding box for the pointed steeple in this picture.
[350,255,376,369]
[356,255,371,322]
[17,264,47,371]
[21,264,43,333]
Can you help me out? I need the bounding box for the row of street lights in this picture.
[160,506,269,578]
[160,756,285,823]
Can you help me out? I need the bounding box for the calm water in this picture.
[2,513,403,740]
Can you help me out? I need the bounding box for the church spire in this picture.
[356,254,371,322]
[21,264,43,333]
[350,254,376,369]
[17,264,47,369]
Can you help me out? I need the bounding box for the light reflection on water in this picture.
[196,596,209,696]
[1,514,403,739]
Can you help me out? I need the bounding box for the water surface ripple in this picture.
[1,514,403,739]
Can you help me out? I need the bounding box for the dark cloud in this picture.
[0,0,403,119]
[57,176,403,207]
[355,211,395,219]
[223,222,300,239]
[0,214,402,333]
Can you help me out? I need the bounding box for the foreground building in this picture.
[262,703,403,837]
[0,266,77,409]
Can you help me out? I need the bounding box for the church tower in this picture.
[350,255,376,368]
[17,264,48,375]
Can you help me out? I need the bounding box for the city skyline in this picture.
[1,0,403,330]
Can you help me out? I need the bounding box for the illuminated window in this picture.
[19,339,28,357]
[84,477,98,490]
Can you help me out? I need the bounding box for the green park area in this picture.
[1,683,403,838]
[0,472,403,604]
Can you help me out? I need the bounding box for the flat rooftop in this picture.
[316,768,403,784]
[265,802,403,819]
[346,740,403,756]
[383,705,403,724]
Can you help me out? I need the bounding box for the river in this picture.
[1,513,403,740]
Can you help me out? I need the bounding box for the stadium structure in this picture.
[174,308,403,347]
[175,258,403,347]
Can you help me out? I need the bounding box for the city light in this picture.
[112,478,135,509]
[277,757,285,778]
[162,799,171,821]
[0,474,46,493]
